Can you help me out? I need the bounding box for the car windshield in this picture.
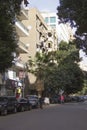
[27,95,38,100]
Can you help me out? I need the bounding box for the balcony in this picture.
[15,19,29,36]
[18,9,28,20]
[48,37,54,42]
[17,41,29,53]
[15,61,25,69]
[13,57,26,69]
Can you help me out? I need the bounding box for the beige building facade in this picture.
[23,8,58,95]
[19,8,58,95]
[21,8,58,59]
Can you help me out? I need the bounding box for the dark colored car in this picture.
[17,98,32,112]
[71,95,84,102]
[26,95,40,108]
[50,95,60,104]
[0,96,18,116]
[64,96,72,102]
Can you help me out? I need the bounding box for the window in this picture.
[45,17,49,23]
[48,43,52,48]
[50,17,56,23]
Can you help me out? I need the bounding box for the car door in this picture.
[19,98,28,111]
[7,98,13,111]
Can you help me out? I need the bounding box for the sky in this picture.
[29,0,60,12]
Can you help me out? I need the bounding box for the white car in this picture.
[44,97,50,105]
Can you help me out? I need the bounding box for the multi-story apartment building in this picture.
[41,12,74,43]
[0,5,30,96]
[0,7,58,96]
[16,7,58,96]
[20,8,58,96]
[22,8,58,58]
[41,12,58,31]
[46,27,58,52]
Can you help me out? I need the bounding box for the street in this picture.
[0,102,87,130]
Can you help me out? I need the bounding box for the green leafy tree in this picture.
[0,0,29,72]
[45,42,84,94]
[56,62,84,94]
[57,0,87,54]
[28,41,84,95]
[55,41,84,94]
[56,41,80,64]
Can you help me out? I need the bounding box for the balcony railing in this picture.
[15,61,25,69]
[13,56,26,69]
[15,19,29,36]
[18,9,28,20]
[17,41,29,53]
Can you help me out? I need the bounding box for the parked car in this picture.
[64,95,72,102]
[26,95,40,108]
[77,96,85,102]
[17,98,32,112]
[0,96,18,116]
[50,95,60,104]
[44,97,50,105]
[71,95,84,102]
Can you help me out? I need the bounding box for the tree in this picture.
[0,0,29,73]
[56,41,84,94]
[56,41,80,64]
[56,62,84,94]
[57,0,87,54]
[28,41,84,95]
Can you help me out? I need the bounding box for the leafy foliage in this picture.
[0,0,29,72]
[28,41,84,94]
[57,62,84,94]
[45,42,84,94]
[57,0,87,34]
[57,0,87,54]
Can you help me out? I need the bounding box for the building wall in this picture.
[19,8,48,94]
[41,12,74,43]
[16,8,59,95]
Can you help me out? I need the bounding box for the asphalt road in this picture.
[0,102,87,130]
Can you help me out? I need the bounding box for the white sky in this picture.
[80,50,87,64]
[29,0,60,12]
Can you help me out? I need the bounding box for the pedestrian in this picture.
[39,96,43,109]
[60,95,64,104]
[16,87,22,100]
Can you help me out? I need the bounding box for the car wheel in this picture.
[21,106,24,112]
[28,105,32,110]
[14,107,17,113]
[37,103,40,108]
[1,109,7,116]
